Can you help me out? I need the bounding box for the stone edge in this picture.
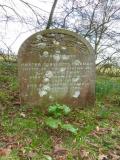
[18,29,94,55]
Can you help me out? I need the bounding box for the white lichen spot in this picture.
[73,77,80,82]
[43,51,49,57]
[43,77,49,83]
[49,95,54,100]
[60,67,66,72]
[62,55,69,60]
[39,90,47,97]
[53,54,61,62]
[36,34,43,40]
[55,50,61,54]
[61,46,66,50]
[45,71,53,78]
[51,34,55,37]
[42,84,50,91]
[60,34,64,38]
[53,40,60,45]
[73,91,80,98]
[37,42,46,48]
[73,60,81,65]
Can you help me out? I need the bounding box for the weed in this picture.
[0,91,11,105]
[45,104,78,134]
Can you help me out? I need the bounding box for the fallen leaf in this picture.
[79,148,89,158]
[87,142,99,148]
[0,146,11,157]
[13,101,21,105]
[98,154,108,160]
[96,126,100,132]
[109,152,120,160]
[53,144,67,156]
[56,156,66,160]
[90,127,112,137]
[20,112,26,118]
[115,145,120,150]
[27,151,37,158]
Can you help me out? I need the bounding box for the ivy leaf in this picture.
[48,105,57,113]
[62,105,71,115]
[43,155,53,160]
[45,117,61,129]
[61,124,78,134]
[48,104,62,117]
[48,104,71,117]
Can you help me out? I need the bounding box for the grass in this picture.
[96,75,120,100]
[0,62,120,159]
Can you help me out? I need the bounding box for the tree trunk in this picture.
[46,0,58,29]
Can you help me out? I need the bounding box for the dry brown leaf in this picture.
[13,101,21,105]
[114,120,120,127]
[53,144,67,156]
[109,152,120,160]
[53,144,68,160]
[79,148,89,158]
[55,155,67,160]
[98,154,108,160]
[0,146,11,157]
[115,145,120,150]
[27,151,37,158]
[90,127,112,137]
[87,142,99,148]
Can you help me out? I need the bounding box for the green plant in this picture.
[48,103,71,117]
[45,117,62,129]
[97,104,110,119]
[0,91,10,104]
[61,124,78,134]
[45,104,78,134]
[109,95,120,106]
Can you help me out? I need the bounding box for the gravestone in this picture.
[18,29,95,107]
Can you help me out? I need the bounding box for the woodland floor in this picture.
[0,61,120,160]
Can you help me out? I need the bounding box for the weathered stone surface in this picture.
[18,29,95,107]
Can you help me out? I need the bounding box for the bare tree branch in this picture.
[46,0,59,29]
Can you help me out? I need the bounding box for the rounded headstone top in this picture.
[18,29,94,57]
